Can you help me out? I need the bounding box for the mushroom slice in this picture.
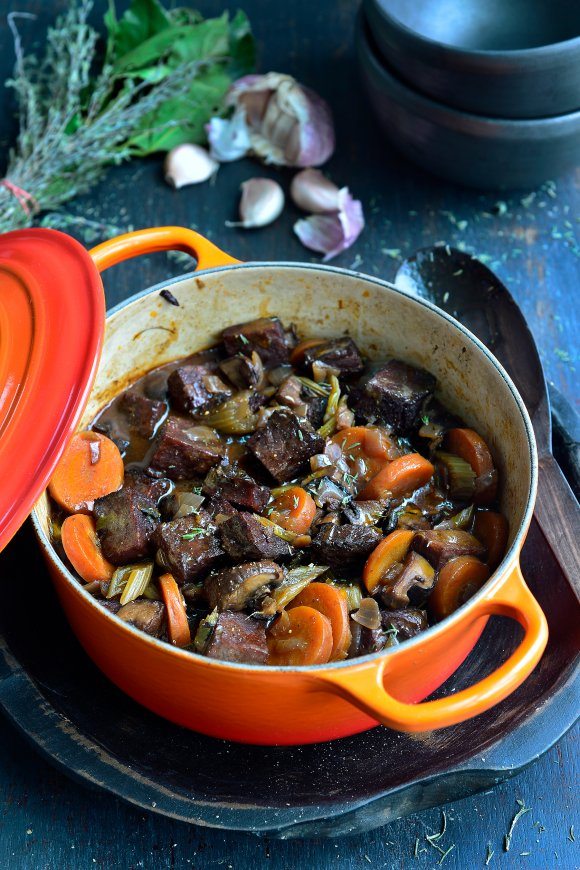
[380,552,435,610]
[205,560,284,611]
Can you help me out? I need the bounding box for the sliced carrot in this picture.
[358,453,434,500]
[267,605,333,666]
[474,511,509,571]
[49,431,124,513]
[330,425,398,483]
[289,582,351,661]
[268,486,316,535]
[159,573,191,647]
[429,556,490,621]
[61,514,114,584]
[445,428,497,504]
[289,337,325,366]
[363,529,415,592]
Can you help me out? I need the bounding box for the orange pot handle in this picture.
[89,226,240,272]
[316,563,548,733]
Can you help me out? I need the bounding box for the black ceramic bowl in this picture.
[356,11,580,189]
[364,0,580,118]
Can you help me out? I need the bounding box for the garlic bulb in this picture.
[294,189,364,261]
[207,72,335,167]
[227,178,285,229]
[164,144,218,189]
[290,168,343,213]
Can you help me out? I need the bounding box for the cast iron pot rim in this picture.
[367,0,580,60]
[32,260,538,675]
[360,13,580,128]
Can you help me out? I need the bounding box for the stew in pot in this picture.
[48,316,508,665]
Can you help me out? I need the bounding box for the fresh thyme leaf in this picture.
[485,843,494,865]
[421,414,430,425]
[182,528,207,540]
[239,334,250,345]
[504,799,531,851]
[297,430,304,441]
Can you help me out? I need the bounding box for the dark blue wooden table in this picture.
[0,1,578,867]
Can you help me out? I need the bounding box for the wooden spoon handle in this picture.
[535,454,580,600]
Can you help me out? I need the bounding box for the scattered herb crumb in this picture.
[426,811,447,843]
[504,799,531,851]
[437,844,455,865]
[520,852,531,857]
[485,843,494,865]
[443,291,450,303]
[364,855,372,864]
[555,348,571,363]
[381,248,402,259]
[239,334,250,345]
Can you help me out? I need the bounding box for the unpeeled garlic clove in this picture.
[293,189,364,261]
[206,110,251,162]
[290,168,342,213]
[226,178,285,229]
[207,72,335,168]
[164,143,218,189]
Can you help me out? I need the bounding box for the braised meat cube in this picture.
[412,529,485,569]
[310,523,381,570]
[303,337,364,375]
[120,389,166,439]
[222,317,290,367]
[154,515,224,584]
[205,561,283,611]
[205,495,238,523]
[350,360,436,433]
[123,468,172,503]
[94,486,161,565]
[168,365,232,415]
[205,613,268,664]
[203,465,270,513]
[275,375,326,427]
[381,608,428,641]
[219,511,293,561]
[246,410,325,482]
[149,416,225,480]
[117,599,165,637]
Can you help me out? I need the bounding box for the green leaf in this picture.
[105,0,171,64]
[228,10,256,78]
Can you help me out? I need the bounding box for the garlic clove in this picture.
[164,143,218,189]
[208,72,334,168]
[290,168,342,213]
[226,178,285,229]
[206,109,251,163]
[293,190,364,261]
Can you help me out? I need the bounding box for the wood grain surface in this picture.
[0,1,578,867]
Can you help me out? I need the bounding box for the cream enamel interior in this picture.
[34,262,534,579]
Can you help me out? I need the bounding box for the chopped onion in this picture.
[352,597,381,630]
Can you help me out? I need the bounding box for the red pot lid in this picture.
[0,229,104,552]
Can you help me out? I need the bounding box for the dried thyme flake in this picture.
[426,811,447,843]
[485,843,494,865]
[504,799,531,851]
[437,844,455,865]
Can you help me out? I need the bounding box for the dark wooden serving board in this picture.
[0,392,577,838]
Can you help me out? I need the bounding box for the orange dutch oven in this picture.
[1,226,548,745]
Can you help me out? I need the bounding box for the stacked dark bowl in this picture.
[357,0,580,188]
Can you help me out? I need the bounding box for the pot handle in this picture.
[315,563,548,733]
[89,226,240,272]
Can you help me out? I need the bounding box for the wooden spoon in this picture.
[396,246,580,598]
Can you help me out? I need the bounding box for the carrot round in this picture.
[429,556,490,620]
[290,582,351,661]
[267,605,333,666]
[61,513,114,584]
[359,453,434,500]
[331,425,397,482]
[159,573,191,647]
[290,337,325,366]
[474,511,509,571]
[49,431,124,513]
[268,486,316,535]
[445,428,497,504]
[363,529,415,592]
